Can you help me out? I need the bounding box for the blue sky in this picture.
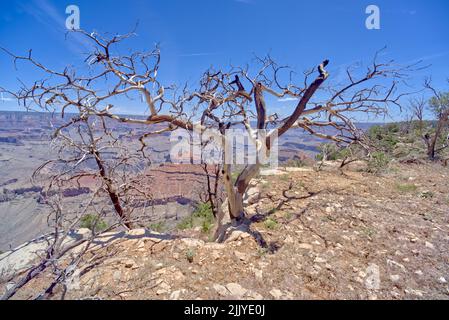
[0,0,448,121]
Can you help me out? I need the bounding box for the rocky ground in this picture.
[1,161,448,300]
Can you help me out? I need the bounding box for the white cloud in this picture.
[278,97,298,102]
[0,93,15,102]
[406,50,449,65]
[19,0,92,54]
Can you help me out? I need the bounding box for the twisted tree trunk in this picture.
[426,110,449,160]
[223,163,261,221]
[222,61,329,222]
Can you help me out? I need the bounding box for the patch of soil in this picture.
[3,163,448,300]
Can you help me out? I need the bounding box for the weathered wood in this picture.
[254,82,267,129]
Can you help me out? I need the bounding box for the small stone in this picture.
[225,230,248,243]
[213,284,229,296]
[425,241,435,250]
[156,266,186,282]
[438,277,447,284]
[151,241,168,253]
[170,289,186,300]
[365,264,380,290]
[155,263,164,270]
[211,251,221,260]
[297,243,313,250]
[387,259,406,272]
[156,282,171,295]
[127,228,146,236]
[390,290,401,298]
[390,275,400,282]
[234,251,248,261]
[415,270,423,276]
[204,243,226,250]
[226,283,247,298]
[405,288,424,297]
[136,240,145,250]
[270,288,283,299]
[314,257,326,264]
[113,271,122,282]
[181,238,205,247]
[254,269,263,280]
[246,290,263,300]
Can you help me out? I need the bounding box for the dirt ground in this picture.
[4,162,449,300]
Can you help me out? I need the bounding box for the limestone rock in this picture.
[170,289,187,300]
[226,283,247,298]
[213,284,229,297]
[269,288,283,299]
[297,243,313,250]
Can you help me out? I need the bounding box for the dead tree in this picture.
[423,79,449,160]
[42,116,152,228]
[198,163,223,218]
[409,96,425,124]
[1,31,415,226]
[0,114,153,300]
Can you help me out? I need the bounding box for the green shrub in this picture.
[260,181,272,191]
[257,247,269,257]
[194,202,213,219]
[367,125,399,152]
[284,211,293,220]
[284,158,306,167]
[79,214,108,233]
[177,215,194,230]
[186,249,195,263]
[316,143,338,161]
[316,143,351,161]
[148,221,166,233]
[264,217,279,230]
[177,202,214,234]
[395,183,418,193]
[201,220,214,234]
[361,226,376,238]
[367,151,390,173]
[365,120,449,161]
[231,171,241,184]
